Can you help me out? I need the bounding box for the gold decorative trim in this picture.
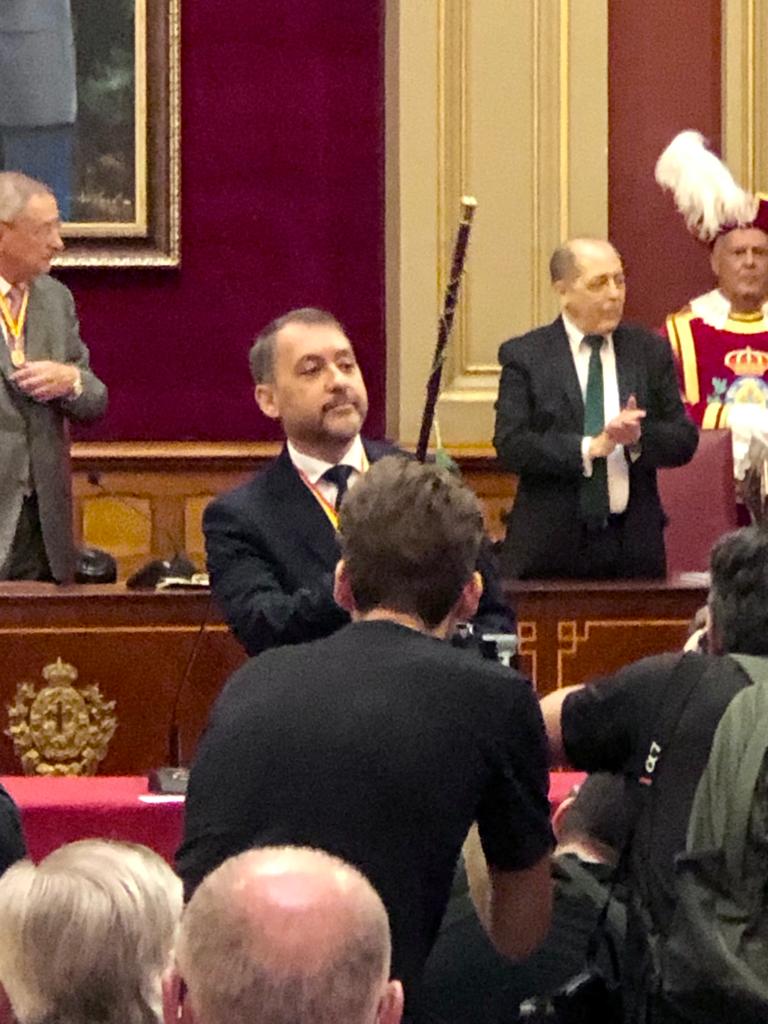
[557,619,691,687]
[56,0,181,268]
[6,659,117,776]
[386,1,608,447]
[0,625,231,636]
[517,620,538,688]
[723,0,768,190]
[668,312,701,405]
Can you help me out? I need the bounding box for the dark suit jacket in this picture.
[204,439,514,656]
[493,318,698,579]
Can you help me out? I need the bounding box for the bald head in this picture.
[170,847,403,1024]
[550,237,626,335]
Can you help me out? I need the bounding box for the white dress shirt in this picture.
[287,434,366,508]
[562,313,629,515]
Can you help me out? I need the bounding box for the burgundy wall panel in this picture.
[608,0,722,328]
[67,2,385,442]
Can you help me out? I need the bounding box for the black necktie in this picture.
[322,465,354,511]
[580,335,610,524]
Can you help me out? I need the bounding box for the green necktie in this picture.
[580,334,610,524]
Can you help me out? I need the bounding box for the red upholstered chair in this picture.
[658,428,737,575]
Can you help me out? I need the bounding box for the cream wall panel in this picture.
[386,0,608,448]
[723,0,768,191]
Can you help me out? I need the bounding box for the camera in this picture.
[517,969,622,1023]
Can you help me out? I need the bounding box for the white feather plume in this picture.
[654,130,757,241]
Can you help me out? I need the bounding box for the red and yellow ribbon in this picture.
[0,287,29,366]
[298,451,370,530]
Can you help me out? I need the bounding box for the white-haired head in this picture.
[0,839,182,1024]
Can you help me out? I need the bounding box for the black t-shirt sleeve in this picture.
[477,679,554,871]
[561,653,681,773]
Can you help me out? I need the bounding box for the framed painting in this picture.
[0,0,181,268]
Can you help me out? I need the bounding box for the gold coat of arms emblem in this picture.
[6,658,117,776]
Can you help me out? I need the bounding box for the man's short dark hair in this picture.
[549,244,578,284]
[338,457,484,627]
[557,773,631,862]
[249,308,345,384]
[709,525,768,655]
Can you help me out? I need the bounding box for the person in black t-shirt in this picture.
[178,457,553,1008]
[540,525,768,1024]
[412,773,629,1024]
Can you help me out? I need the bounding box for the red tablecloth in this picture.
[1,772,586,865]
[548,771,586,811]
[1,776,184,864]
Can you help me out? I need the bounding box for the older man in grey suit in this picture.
[0,172,106,583]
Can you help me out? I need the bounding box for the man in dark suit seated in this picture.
[204,306,514,656]
[494,238,698,579]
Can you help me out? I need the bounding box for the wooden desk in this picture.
[507,575,708,695]
[0,584,245,775]
[0,577,708,773]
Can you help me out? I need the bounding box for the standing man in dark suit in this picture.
[204,306,514,656]
[494,238,698,579]
[0,172,107,583]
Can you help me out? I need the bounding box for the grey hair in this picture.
[0,172,53,223]
[0,840,183,1024]
[176,846,392,1024]
[249,307,345,384]
[549,243,578,284]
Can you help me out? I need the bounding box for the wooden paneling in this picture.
[0,577,709,775]
[0,584,245,775]
[72,443,516,577]
[507,577,708,697]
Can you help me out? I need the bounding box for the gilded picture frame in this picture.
[49,0,181,268]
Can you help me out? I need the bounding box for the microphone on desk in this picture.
[146,590,216,795]
[85,471,201,588]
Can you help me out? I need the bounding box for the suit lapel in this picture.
[612,326,639,407]
[22,279,46,363]
[550,317,585,422]
[266,447,341,570]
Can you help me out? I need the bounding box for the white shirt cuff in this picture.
[581,436,593,477]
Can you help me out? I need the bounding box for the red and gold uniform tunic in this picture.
[665,289,768,428]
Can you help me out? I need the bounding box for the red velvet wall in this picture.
[67,3,722,441]
[67,2,385,442]
[608,0,722,328]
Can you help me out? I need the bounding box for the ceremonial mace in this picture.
[416,195,478,463]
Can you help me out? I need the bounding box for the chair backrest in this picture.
[658,428,737,575]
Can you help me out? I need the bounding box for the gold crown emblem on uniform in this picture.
[724,347,768,377]
[5,658,117,777]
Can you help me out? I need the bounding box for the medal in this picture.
[0,286,28,367]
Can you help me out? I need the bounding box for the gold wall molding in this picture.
[556,618,690,688]
[723,0,768,189]
[386,0,608,447]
